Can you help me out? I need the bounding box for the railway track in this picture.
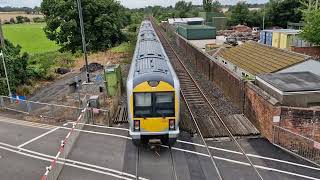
[151,19,264,180]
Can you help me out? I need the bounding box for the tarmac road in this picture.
[0,115,319,180]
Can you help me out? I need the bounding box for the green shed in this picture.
[177,25,216,40]
[212,17,227,30]
[104,64,122,97]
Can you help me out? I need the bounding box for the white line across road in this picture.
[177,140,320,171]
[0,142,149,180]
[1,119,319,179]
[0,116,55,129]
[17,126,60,148]
[57,126,320,179]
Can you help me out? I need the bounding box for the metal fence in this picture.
[42,105,89,180]
[273,125,320,166]
[0,96,82,121]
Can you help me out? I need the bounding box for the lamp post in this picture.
[0,50,12,97]
[76,0,90,83]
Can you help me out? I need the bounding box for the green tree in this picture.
[300,9,320,45]
[203,0,221,12]
[265,0,302,28]
[16,16,24,23]
[247,10,263,27]
[175,1,192,18]
[41,0,126,53]
[0,40,29,95]
[228,2,250,25]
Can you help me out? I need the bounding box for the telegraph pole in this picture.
[0,21,12,97]
[76,0,90,83]
[263,4,266,30]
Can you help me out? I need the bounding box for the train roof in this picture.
[128,21,177,87]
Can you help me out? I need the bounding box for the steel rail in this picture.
[181,91,224,180]
[169,146,178,180]
[153,20,264,180]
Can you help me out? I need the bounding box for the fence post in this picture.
[272,125,275,144]
[51,104,54,119]
[26,100,31,114]
[0,96,3,108]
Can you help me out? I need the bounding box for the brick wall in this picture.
[172,26,244,108]
[279,107,320,142]
[162,23,319,143]
[291,46,320,58]
[243,83,280,141]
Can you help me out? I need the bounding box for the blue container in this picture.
[259,31,266,44]
[265,31,273,46]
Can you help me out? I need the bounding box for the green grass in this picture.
[111,42,134,53]
[2,23,59,54]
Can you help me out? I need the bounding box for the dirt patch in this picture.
[0,12,43,22]
[73,50,130,70]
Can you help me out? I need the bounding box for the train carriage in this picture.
[127,20,180,145]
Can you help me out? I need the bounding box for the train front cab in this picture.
[129,80,179,145]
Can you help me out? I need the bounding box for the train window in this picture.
[134,93,152,118]
[155,92,175,117]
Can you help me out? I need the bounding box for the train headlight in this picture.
[134,120,140,131]
[169,119,175,130]
[148,81,159,87]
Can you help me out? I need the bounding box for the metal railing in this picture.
[41,105,89,180]
[0,96,111,124]
[273,125,320,166]
[0,96,82,121]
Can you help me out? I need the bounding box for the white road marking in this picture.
[177,139,320,171]
[0,142,148,180]
[168,145,320,180]
[61,127,320,172]
[68,122,129,131]
[17,127,60,148]
[0,116,55,129]
[60,126,132,140]
[1,117,319,178]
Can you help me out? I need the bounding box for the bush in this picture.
[23,17,31,23]
[16,16,24,23]
[16,85,33,96]
[9,18,15,24]
[27,51,75,80]
[33,17,45,23]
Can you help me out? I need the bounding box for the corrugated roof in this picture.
[217,41,309,75]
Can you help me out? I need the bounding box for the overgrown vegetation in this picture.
[300,9,320,45]
[0,40,28,95]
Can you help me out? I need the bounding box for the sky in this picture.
[0,0,267,8]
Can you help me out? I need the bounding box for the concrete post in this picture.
[26,101,31,114]
[0,96,4,108]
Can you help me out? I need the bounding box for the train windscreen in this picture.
[134,92,174,118]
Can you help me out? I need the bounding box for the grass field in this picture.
[2,23,59,54]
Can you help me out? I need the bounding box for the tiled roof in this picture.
[217,41,309,75]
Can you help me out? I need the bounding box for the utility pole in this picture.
[263,4,266,30]
[0,21,12,98]
[76,0,90,83]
